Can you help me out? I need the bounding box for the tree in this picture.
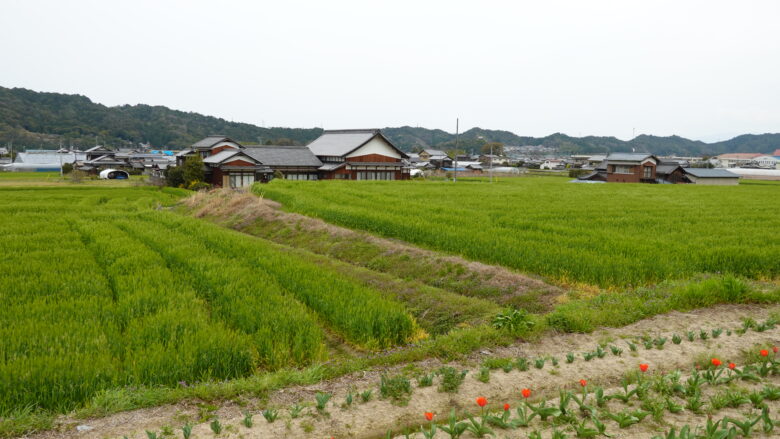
[164,165,185,187]
[181,155,205,185]
[446,149,466,159]
[481,142,504,156]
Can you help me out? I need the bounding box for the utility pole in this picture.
[490,142,494,183]
[453,118,459,182]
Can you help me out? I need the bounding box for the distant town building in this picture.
[540,159,565,170]
[716,153,762,168]
[418,149,448,161]
[577,152,741,185]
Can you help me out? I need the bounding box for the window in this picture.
[284,173,318,181]
[643,166,653,179]
[613,165,632,174]
[229,173,254,188]
[356,171,396,180]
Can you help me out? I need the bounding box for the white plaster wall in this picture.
[346,136,401,159]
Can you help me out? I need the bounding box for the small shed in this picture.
[683,168,740,185]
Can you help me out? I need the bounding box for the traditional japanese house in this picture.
[306,129,410,180]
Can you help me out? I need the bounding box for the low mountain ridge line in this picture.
[1,85,778,156]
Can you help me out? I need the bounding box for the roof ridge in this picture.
[322,129,379,134]
[244,144,306,149]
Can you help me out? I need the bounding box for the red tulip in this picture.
[424,412,434,421]
[476,397,487,407]
[579,379,587,387]
[760,349,769,357]
[728,363,736,370]
[711,358,722,367]
[773,346,778,353]
[503,403,510,411]
[521,388,531,398]
[639,363,649,372]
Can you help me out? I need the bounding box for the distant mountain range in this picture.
[1,86,778,156]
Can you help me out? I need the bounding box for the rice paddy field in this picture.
[258,177,780,287]
[0,186,416,416]
[2,177,779,439]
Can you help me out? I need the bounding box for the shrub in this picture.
[379,374,412,402]
[438,367,467,393]
[491,309,535,335]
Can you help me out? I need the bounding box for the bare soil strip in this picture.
[181,189,563,312]
[30,304,779,439]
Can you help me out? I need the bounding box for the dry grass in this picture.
[181,189,563,312]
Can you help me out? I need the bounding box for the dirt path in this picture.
[31,304,779,439]
[181,189,564,312]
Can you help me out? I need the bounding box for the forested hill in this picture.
[0,87,323,149]
[1,86,778,156]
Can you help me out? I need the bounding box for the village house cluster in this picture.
[2,130,779,186]
[175,129,410,187]
[575,153,742,185]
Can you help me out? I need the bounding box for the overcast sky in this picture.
[2,0,779,141]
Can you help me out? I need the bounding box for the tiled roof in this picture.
[319,162,346,171]
[656,164,682,175]
[192,136,239,149]
[243,145,322,167]
[422,149,447,156]
[606,153,655,162]
[684,168,739,178]
[306,129,378,156]
[306,129,407,158]
[202,150,241,164]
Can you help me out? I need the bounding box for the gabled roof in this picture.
[175,149,193,157]
[86,154,127,164]
[203,149,243,164]
[606,153,656,163]
[192,136,240,149]
[306,129,408,158]
[684,168,740,178]
[243,145,322,167]
[655,164,682,175]
[85,145,111,153]
[421,148,447,157]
